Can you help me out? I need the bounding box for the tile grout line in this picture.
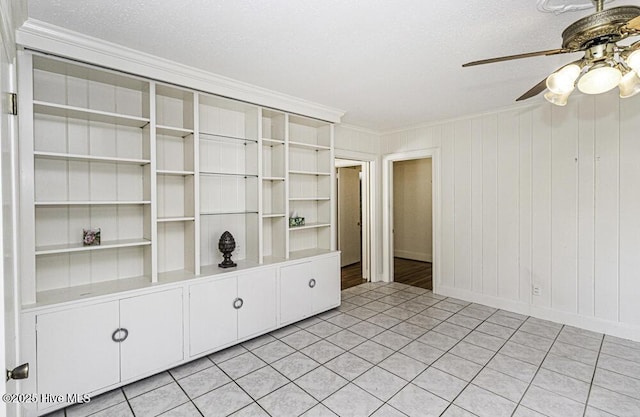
[509,323,571,417]
[581,334,605,417]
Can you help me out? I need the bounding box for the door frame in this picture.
[382,149,441,292]
[334,149,377,282]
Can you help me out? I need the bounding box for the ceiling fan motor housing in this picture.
[561,6,640,49]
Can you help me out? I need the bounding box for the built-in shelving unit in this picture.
[287,115,334,258]
[19,51,336,307]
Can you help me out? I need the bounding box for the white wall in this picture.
[393,158,432,262]
[382,92,640,341]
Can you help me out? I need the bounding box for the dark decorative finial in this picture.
[218,231,237,268]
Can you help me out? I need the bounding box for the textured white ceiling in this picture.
[25,0,640,131]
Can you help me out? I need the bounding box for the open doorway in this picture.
[336,158,371,289]
[393,158,433,289]
[383,149,440,292]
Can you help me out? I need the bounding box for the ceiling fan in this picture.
[463,0,640,105]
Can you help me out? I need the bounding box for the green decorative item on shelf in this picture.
[83,228,101,246]
[289,217,305,227]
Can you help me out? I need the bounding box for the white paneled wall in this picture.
[382,92,640,340]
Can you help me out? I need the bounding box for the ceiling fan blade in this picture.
[626,15,640,31]
[462,48,571,67]
[516,78,548,101]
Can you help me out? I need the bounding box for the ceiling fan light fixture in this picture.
[544,90,572,106]
[546,64,582,94]
[619,70,640,98]
[577,65,621,94]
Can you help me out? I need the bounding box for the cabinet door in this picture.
[120,289,184,381]
[279,261,312,325]
[311,255,341,314]
[238,268,277,339]
[37,302,120,397]
[189,276,238,356]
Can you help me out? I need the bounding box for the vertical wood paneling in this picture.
[519,111,532,304]
[577,95,596,317]
[497,111,519,300]
[618,96,640,325]
[440,123,455,287]
[471,117,483,293]
[380,96,640,337]
[531,104,552,307]
[594,92,619,321]
[550,102,578,313]
[454,120,472,290]
[482,114,498,296]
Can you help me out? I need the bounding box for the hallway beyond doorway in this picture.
[341,258,432,291]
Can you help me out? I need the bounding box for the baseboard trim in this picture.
[393,250,432,262]
[436,285,640,343]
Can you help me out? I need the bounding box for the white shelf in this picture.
[35,201,151,206]
[262,213,286,218]
[201,211,258,216]
[262,138,285,146]
[200,171,258,178]
[289,222,331,231]
[288,248,334,260]
[262,176,285,181]
[157,216,195,223]
[33,100,149,128]
[288,141,331,151]
[289,170,331,176]
[157,169,195,176]
[34,151,150,165]
[289,197,331,201]
[156,125,194,137]
[35,238,151,255]
[200,131,257,144]
[27,275,152,310]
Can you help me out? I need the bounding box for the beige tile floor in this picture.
[49,281,640,417]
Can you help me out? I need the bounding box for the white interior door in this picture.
[337,166,362,267]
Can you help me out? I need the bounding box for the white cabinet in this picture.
[189,268,277,356]
[36,302,120,397]
[119,289,184,380]
[279,253,340,325]
[35,289,183,404]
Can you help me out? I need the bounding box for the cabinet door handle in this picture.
[111,328,129,343]
[308,278,316,288]
[233,297,244,309]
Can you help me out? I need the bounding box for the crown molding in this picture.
[381,100,542,136]
[16,19,345,123]
[337,123,383,136]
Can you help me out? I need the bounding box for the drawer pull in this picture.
[111,328,129,343]
[233,297,244,309]
[308,278,316,288]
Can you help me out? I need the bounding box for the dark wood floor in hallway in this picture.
[341,258,432,290]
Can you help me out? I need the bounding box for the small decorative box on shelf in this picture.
[289,217,305,227]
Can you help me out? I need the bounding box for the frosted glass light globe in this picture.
[546,64,581,94]
[577,66,621,94]
[619,70,640,98]
[627,50,640,73]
